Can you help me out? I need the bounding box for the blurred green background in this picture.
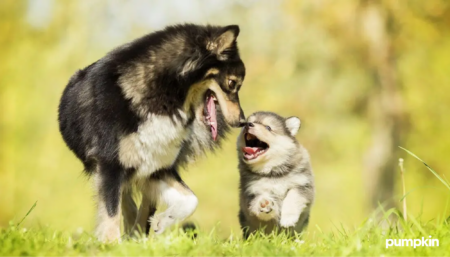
[1,0,450,237]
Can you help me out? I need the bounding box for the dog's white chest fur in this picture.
[118,112,189,178]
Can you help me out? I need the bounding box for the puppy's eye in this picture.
[228,79,237,90]
[265,125,271,131]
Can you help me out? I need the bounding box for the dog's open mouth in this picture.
[205,90,218,141]
[242,133,269,160]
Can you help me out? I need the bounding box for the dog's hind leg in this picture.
[121,186,137,235]
[132,181,157,236]
[94,161,124,242]
[149,168,198,235]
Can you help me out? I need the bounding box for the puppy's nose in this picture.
[247,122,254,128]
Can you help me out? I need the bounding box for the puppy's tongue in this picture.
[206,95,217,141]
[243,147,259,154]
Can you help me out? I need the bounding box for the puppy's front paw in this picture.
[150,213,175,235]
[250,198,277,221]
[259,199,273,214]
[279,213,299,228]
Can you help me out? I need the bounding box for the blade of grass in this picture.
[443,197,450,225]
[17,201,37,227]
[400,189,416,202]
[399,146,450,191]
[399,158,407,221]
[399,186,432,202]
[407,214,427,235]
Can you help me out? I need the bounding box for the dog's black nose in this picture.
[247,122,254,128]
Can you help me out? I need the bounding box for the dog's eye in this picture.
[228,79,237,90]
[265,125,271,131]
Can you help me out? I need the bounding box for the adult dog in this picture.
[58,24,245,242]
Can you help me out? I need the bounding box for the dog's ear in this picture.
[208,25,240,55]
[285,117,301,136]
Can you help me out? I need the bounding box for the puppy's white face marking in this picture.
[245,135,296,174]
[237,115,299,174]
[118,111,189,178]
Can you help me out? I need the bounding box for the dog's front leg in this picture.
[94,161,124,242]
[279,188,308,228]
[150,169,198,235]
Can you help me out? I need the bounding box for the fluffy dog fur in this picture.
[58,24,246,242]
[237,112,314,239]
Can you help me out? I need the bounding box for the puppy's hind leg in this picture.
[150,168,198,235]
[94,161,124,242]
[238,210,251,240]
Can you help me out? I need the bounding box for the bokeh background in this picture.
[1,0,450,237]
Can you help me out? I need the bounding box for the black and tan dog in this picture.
[58,24,245,242]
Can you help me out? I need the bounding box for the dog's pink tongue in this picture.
[207,96,218,141]
[243,147,259,154]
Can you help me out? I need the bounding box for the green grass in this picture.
[1,148,449,256]
[1,214,449,256]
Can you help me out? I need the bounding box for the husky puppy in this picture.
[58,24,246,242]
[237,112,314,238]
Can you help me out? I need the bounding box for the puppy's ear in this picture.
[285,117,301,136]
[208,25,240,55]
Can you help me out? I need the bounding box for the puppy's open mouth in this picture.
[204,89,218,141]
[242,133,269,160]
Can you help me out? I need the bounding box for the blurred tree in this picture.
[279,0,406,210]
[359,0,405,209]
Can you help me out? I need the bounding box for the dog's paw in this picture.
[95,223,121,243]
[250,198,277,221]
[259,199,274,214]
[150,213,175,235]
[279,213,299,228]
